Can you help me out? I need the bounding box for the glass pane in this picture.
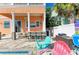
[4,21,10,28]
[30,23,36,28]
[36,21,40,27]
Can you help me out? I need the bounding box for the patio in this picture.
[0,37,37,55]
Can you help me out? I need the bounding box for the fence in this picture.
[53,23,75,37]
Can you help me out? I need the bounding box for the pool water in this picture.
[0,51,32,55]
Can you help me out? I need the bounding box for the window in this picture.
[36,21,40,27]
[30,23,36,28]
[4,21,10,28]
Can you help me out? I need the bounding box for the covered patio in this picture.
[0,4,46,40]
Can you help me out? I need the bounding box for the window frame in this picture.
[30,22,36,28]
[4,21,10,28]
[36,20,41,27]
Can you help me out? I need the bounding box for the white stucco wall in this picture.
[53,23,75,37]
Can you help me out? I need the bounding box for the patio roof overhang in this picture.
[0,6,45,13]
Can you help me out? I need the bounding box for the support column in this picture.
[43,3,46,32]
[0,32,1,40]
[12,12,16,40]
[43,12,46,32]
[28,13,30,32]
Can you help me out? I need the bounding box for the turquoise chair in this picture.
[35,36,51,50]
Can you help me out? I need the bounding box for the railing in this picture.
[25,32,46,41]
[53,23,75,37]
[0,3,45,8]
[29,3,44,6]
[0,3,11,6]
[0,32,46,41]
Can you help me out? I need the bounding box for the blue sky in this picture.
[46,3,55,8]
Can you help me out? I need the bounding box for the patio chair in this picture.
[35,36,51,50]
[52,40,71,55]
[72,34,79,55]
